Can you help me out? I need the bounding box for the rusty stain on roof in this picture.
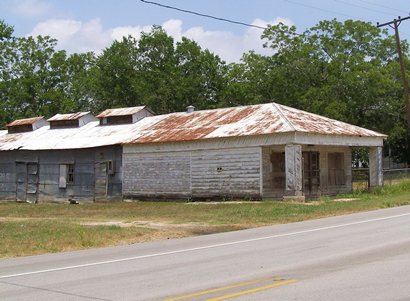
[7,117,44,127]
[276,104,382,136]
[135,127,217,144]
[0,102,386,151]
[47,112,90,121]
[96,106,148,118]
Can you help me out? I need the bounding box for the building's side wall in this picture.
[191,148,261,199]
[123,151,191,198]
[0,146,122,203]
[122,146,261,200]
[38,149,94,203]
[0,152,17,201]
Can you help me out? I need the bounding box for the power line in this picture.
[333,0,397,17]
[377,16,410,128]
[357,0,405,14]
[140,0,268,30]
[284,0,362,20]
[285,0,410,39]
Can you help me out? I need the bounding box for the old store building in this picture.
[121,102,385,201]
[0,102,385,202]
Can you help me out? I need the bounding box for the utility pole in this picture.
[377,15,410,127]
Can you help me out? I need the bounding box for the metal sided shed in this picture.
[0,106,154,203]
[122,102,386,201]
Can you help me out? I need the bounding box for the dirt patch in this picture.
[333,198,359,202]
[79,220,245,236]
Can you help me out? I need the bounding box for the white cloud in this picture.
[13,0,50,17]
[29,19,110,53]
[27,17,294,62]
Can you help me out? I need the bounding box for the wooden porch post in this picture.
[284,144,304,201]
[369,146,383,189]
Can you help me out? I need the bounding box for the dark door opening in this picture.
[16,162,39,203]
[94,162,108,201]
[303,152,320,196]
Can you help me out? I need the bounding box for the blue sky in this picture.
[1,0,409,62]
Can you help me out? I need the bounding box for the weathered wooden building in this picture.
[0,102,385,202]
[122,102,385,201]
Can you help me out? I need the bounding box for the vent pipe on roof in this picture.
[186,105,195,113]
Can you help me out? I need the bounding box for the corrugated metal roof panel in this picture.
[276,104,385,137]
[7,117,44,127]
[0,102,386,151]
[47,112,90,121]
[96,106,148,118]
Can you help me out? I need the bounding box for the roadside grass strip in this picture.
[164,276,297,301]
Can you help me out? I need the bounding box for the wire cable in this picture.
[333,0,397,17]
[284,0,362,20]
[140,0,267,30]
[356,0,406,14]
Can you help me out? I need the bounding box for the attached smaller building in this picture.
[0,106,153,203]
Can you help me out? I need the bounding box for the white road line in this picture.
[1,211,409,280]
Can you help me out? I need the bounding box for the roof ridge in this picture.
[272,103,296,132]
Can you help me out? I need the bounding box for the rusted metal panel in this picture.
[7,117,44,127]
[277,104,385,137]
[47,112,90,121]
[0,102,386,151]
[96,106,151,118]
[128,103,386,144]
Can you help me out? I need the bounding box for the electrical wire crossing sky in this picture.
[1,0,409,62]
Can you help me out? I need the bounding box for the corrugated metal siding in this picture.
[0,146,122,203]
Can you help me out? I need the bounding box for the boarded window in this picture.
[50,120,79,129]
[99,115,133,125]
[7,124,33,133]
[270,152,285,189]
[328,153,345,186]
[59,164,74,188]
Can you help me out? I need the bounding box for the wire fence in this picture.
[352,168,410,191]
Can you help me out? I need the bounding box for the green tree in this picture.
[91,26,227,114]
[0,20,97,127]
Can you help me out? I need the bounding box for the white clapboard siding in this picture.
[123,146,262,199]
[123,151,191,197]
[190,147,261,198]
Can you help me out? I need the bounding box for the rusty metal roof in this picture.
[127,103,386,144]
[7,117,45,127]
[0,102,385,151]
[96,106,150,118]
[47,112,90,121]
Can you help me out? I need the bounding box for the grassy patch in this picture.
[1,180,410,258]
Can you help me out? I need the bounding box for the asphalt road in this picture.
[1,205,410,301]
